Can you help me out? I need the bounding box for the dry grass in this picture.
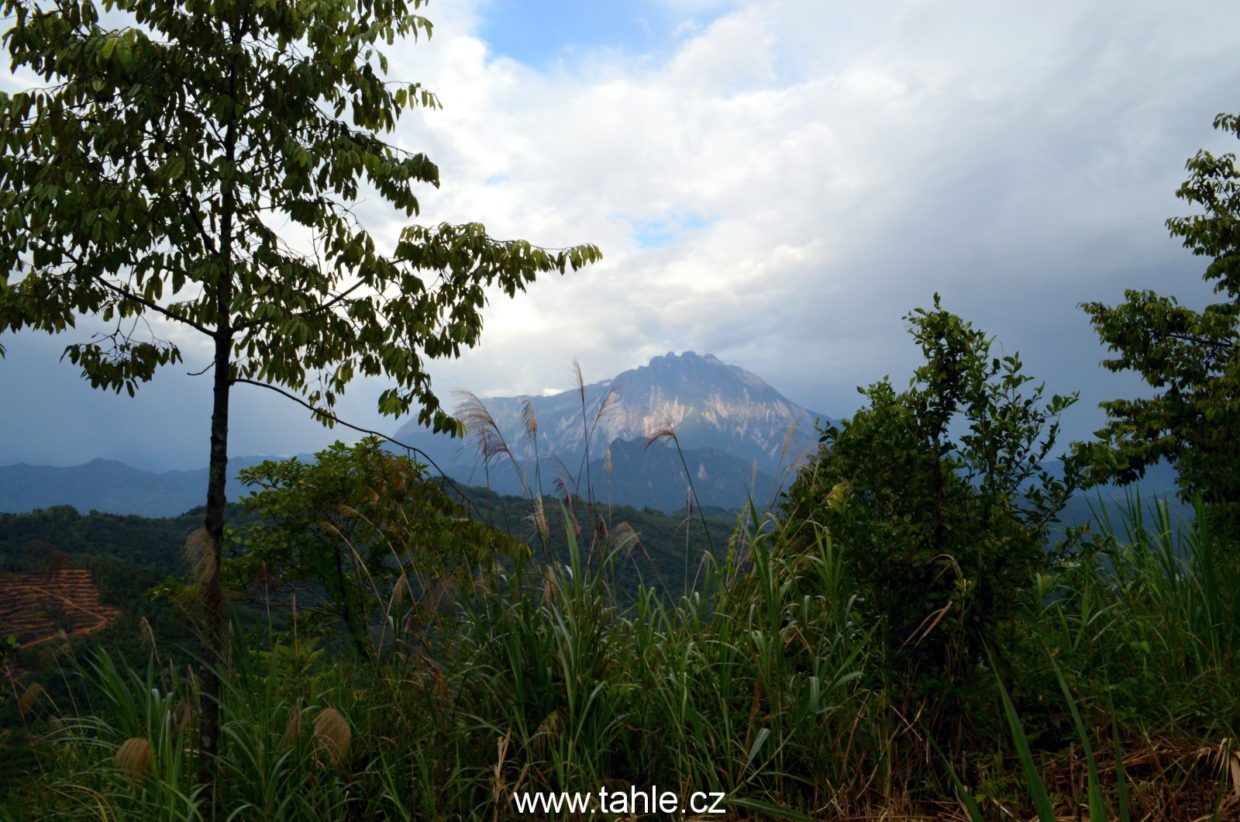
[313,707,351,768]
[114,737,152,781]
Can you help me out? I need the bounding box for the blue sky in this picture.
[2,0,1239,469]
[477,0,689,67]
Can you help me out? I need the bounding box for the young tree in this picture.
[783,298,1077,728]
[232,438,527,659]
[1079,112,1240,534]
[0,0,600,793]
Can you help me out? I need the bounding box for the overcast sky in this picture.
[2,0,1238,470]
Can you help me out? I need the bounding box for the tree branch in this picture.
[93,276,216,337]
[1162,330,1237,351]
[232,377,482,518]
[297,279,368,317]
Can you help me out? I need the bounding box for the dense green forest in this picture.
[2,0,1239,818]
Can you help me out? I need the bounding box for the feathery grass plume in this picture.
[552,474,583,537]
[115,737,153,781]
[531,496,550,544]
[644,426,715,554]
[521,396,551,553]
[521,396,540,467]
[17,682,43,716]
[313,707,352,767]
[521,396,539,438]
[335,502,366,521]
[610,521,641,557]
[281,707,303,747]
[455,390,509,464]
[174,697,196,732]
[391,571,410,607]
[183,527,215,584]
[643,426,678,450]
[533,708,561,755]
[779,418,800,462]
[139,616,159,663]
[540,564,560,607]
[551,454,578,498]
[456,390,532,498]
[491,732,512,811]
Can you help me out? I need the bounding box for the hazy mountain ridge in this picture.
[391,351,830,508]
[0,456,277,518]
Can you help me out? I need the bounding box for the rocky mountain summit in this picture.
[392,351,830,510]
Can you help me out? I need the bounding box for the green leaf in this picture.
[164,156,185,181]
[744,726,771,774]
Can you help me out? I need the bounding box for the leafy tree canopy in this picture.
[0,0,600,785]
[0,0,600,430]
[1079,112,1240,526]
[230,438,526,658]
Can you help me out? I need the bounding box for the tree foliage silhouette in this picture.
[1080,112,1240,532]
[0,0,600,796]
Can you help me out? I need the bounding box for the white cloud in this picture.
[366,0,1240,438]
[4,0,1240,466]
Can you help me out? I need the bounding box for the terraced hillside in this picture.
[0,569,121,648]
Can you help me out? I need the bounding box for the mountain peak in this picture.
[619,351,776,401]
[644,349,729,371]
[651,350,720,364]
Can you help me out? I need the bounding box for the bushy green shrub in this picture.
[783,299,1079,717]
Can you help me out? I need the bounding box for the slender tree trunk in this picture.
[198,326,232,799]
[199,22,239,791]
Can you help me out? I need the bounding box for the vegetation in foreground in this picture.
[2,493,1235,820]
[4,289,1239,819]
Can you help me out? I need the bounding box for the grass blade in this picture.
[1052,662,1107,821]
[927,732,985,822]
[1107,692,1131,822]
[993,662,1056,821]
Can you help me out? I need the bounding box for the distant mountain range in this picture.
[0,457,276,518]
[391,351,828,510]
[0,352,824,515]
[0,351,1191,521]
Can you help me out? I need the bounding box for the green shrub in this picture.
[783,298,1079,719]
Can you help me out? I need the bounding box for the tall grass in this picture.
[5,497,1239,819]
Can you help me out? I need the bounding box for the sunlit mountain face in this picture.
[391,351,831,509]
